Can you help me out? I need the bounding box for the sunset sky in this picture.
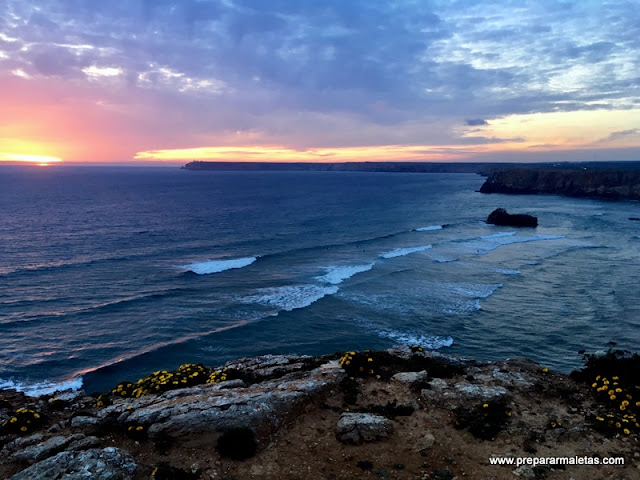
[1,0,639,165]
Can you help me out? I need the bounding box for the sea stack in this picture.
[486,208,538,227]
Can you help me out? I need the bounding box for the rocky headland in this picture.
[479,168,640,200]
[1,348,639,479]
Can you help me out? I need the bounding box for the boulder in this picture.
[335,413,394,444]
[487,208,538,227]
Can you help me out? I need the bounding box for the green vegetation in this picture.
[572,349,640,436]
[1,408,45,435]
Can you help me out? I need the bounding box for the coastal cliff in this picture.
[1,348,639,479]
[480,168,640,200]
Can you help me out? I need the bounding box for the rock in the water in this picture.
[9,447,137,480]
[487,208,537,227]
[335,413,394,444]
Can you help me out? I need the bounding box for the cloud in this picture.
[595,129,640,144]
[465,119,489,126]
[0,0,639,162]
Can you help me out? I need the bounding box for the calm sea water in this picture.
[1,166,638,395]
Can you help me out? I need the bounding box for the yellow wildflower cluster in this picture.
[109,363,210,399]
[125,423,146,439]
[410,345,425,354]
[339,350,376,378]
[207,368,229,384]
[591,375,639,435]
[0,407,45,435]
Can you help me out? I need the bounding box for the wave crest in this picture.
[180,257,257,275]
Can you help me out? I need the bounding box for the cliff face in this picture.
[480,168,640,200]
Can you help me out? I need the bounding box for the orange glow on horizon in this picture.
[133,143,526,163]
[0,153,63,164]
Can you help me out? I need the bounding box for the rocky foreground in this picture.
[1,348,639,479]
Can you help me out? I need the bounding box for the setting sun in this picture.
[0,153,62,164]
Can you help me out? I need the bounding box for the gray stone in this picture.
[9,447,137,480]
[429,378,448,391]
[10,434,85,463]
[4,433,44,452]
[391,371,428,385]
[416,431,435,452]
[67,435,101,451]
[71,415,102,428]
[447,383,508,401]
[335,413,394,444]
[217,379,247,389]
[513,465,535,478]
[51,390,84,402]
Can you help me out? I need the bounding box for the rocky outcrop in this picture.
[2,349,639,480]
[8,447,137,480]
[480,168,640,200]
[486,208,538,227]
[97,358,343,448]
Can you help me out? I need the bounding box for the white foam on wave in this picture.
[376,328,454,350]
[180,256,257,275]
[243,285,339,312]
[482,231,517,239]
[448,282,502,298]
[0,376,83,397]
[315,264,374,285]
[495,268,521,275]
[456,233,564,255]
[381,245,432,259]
[415,225,443,232]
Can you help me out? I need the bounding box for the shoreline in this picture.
[1,347,638,479]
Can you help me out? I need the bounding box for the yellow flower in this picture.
[622,400,629,407]
[136,426,143,431]
[613,376,619,380]
[610,395,617,401]
[608,390,615,396]
[592,383,598,388]
[615,388,622,393]
[596,416,604,421]
[33,413,40,419]
[620,405,626,411]
[482,403,489,408]
[615,422,621,428]
[596,375,601,380]
[20,426,27,432]
[10,417,17,423]
[542,368,549,373]
[623,428,630,434]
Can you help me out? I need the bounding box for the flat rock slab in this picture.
[9,447,137,480]
[100,361,343,448]
[336,413,394,444]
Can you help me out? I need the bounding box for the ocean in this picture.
[1,166,638,395]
